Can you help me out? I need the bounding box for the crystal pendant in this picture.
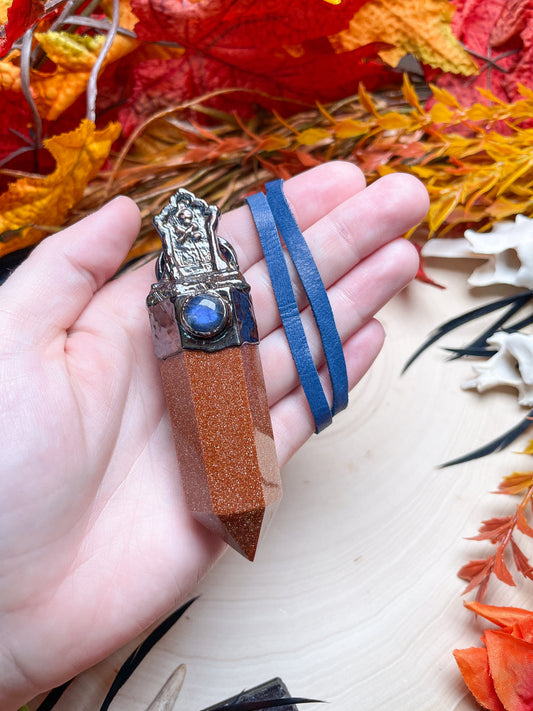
[147,189,282,560]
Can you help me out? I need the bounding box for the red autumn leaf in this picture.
[120,42,393,135]
[490,0,529,47]
[454,646,506,711]
[120,0,395,134]
[0,0,45,57]
[132,0,369,48]
[427,0,533,108]
[486,629,533,711]
[412,241,445,288]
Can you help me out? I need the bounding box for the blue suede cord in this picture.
[246,181,348,433]
[245,191,332,433]
[265,179,348,417]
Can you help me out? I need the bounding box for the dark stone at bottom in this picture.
[200,677,299,711]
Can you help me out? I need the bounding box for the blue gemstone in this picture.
[182,294,227,337]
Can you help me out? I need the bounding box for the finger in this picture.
[262,237,418,406]
[218,161,366,270]
[0,197,141,346]
[245,172,429,338]
[272,318,385,465]
[100,162,367,331]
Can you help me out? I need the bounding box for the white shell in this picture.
[462,331,533,406]
[422,215,533,288]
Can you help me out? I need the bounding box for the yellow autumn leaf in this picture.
[296,127,331,145]
[0,54,21,91]
[0,119,121,256]
[331,0,478,75]
[36,29,135,70]
[32,29,137,120]
[0,0,10,24]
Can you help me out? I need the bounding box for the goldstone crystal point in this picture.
[147,188,282,560]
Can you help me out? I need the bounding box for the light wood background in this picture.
[30,258,533,710]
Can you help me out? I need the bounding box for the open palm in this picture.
[0,163,428,709]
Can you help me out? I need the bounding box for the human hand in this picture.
[0,162,428,709]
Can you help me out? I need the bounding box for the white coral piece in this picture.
[422,215,533,289]
[463,331,533,406]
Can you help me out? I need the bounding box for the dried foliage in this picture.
[459,462,533,602]
[5,67,533,264]
[432,0,533,107]
[331,0,478,74]
[72,75,533,264]
[1,0,511,263]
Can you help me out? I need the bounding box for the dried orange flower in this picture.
[454,601,533,711]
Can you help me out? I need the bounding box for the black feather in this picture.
[99,596,198,711]
[503,312,533,333]
[443,347,498,357]
[440,408,533,467]
[402,291,533,373]
[35,680,73,711]
[446,294,533,361]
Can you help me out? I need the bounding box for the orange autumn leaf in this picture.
[456,602,533,711]
[0,119,120,256]
[32,28,138,120]
[497,472,533,496]
[516,505,533,538]
[521,439,533,455]
[0,54,21,91]
[330,0,478,74]
[493,546,516,586]
[453,646,505,711]
[511,539,533,580]
[464,601,533,632]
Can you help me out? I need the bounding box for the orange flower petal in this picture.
[465,601,533,629]
[454,646,505,711]
[486,629,533,711]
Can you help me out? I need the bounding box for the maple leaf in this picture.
[0,58,34,165]
[119,42,393,136]
[430,0,533,107]
[121,0,394,133]
[31,28,138,121]
[132,0,367,48]
[330,0,478,74]
[0,119,121,256]
[0,0,44,57]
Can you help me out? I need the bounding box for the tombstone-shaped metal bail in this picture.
[147,188,282,561]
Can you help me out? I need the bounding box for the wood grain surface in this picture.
[29,258,533,711]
